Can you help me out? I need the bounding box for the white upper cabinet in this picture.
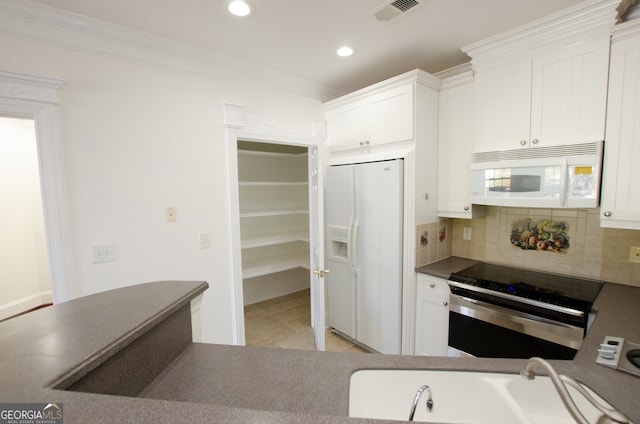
[325,101,368,150]
[472,59,533,152]
[368,84,414,145]
[463,0,621,153]
[472,39,610,153]
[323,72,431,152]
[530,39,610,146]
[437,72,485,219]
[601,20,640,230]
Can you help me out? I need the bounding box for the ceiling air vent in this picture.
[371,0,426,23]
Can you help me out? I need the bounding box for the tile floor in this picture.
[244,289,368,353]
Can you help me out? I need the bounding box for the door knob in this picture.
[313,269,330,278]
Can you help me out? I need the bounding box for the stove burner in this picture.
[448,262,603,322]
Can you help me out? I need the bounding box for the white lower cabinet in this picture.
[414,274,450,356]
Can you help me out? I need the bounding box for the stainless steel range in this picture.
[447,262,603,360]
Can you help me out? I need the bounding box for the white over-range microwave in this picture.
[469,141,603,208]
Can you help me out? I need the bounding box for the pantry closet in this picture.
[237,140,311,305]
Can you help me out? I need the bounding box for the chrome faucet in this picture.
[521,357,633,424]
[408,384,433,421]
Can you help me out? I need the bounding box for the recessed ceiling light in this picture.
[228,0,252,17]
[337,46,355,57]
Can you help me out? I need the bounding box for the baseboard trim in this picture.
[0,291,53,321]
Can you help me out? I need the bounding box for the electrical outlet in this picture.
[630,246,640,264]
[92,244,115,263]
[166,207,177,223]
[463,227,472,241]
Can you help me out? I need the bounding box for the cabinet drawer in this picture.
[416,274,450,296]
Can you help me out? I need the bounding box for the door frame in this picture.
[0,71,75,303]
[223,104,325,346]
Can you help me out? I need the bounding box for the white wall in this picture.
[0,117,52,319]
[0,34,323,343]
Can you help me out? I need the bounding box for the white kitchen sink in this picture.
[349,369,612,423]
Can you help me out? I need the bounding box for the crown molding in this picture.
[438,70,474,91]
[223,103,316,140]
[462,0,624,69]
[612,15,640,40]
[0,70,63,103]
[322,68,441,109]
[434,62,473,80]
[0,0,343,102]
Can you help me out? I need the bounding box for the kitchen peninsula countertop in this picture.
[1,275,639,423]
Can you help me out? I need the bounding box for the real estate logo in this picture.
[0,403,63,424]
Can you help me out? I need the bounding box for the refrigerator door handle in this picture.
[346,216,354,271]
[351,217,359,272]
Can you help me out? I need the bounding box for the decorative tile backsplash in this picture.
[449,206,640,287]
[415,220,453,267]
[510,219,569,253]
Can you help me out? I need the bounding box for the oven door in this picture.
[448,293,584,360]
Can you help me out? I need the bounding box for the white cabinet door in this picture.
[369,84,414,146]
[601,24,640,230]
[414,274,449,356]
[473,38,610,153]
[326,84,414,151]
[325,101,367,150]
[437,76,484,219]
[530,38,610,146]
[473,60,532,152]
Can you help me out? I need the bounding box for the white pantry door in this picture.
[309,146,326,351]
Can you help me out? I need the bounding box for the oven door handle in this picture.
[449,293,584,350]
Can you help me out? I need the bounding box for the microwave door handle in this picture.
[559,159,569,207]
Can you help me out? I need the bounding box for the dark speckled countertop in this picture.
[1,270,640,423]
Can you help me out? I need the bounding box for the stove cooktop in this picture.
[448,262,603,313]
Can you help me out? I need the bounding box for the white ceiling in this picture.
[28,0,590,94]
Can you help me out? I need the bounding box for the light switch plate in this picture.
[92,244,115,263]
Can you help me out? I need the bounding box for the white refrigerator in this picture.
[326,159,403,354]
